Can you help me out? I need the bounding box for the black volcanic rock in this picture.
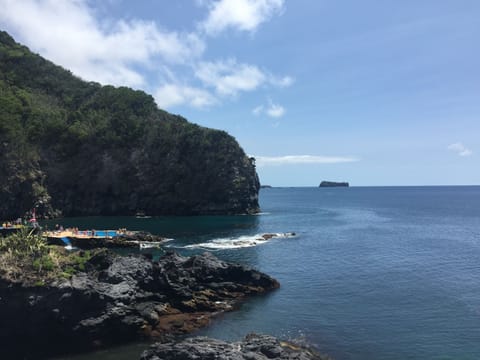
[0,31,259,219]
[141,333,328,360]
[0,251,279,359]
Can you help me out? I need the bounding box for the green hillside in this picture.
[0,31,260,219]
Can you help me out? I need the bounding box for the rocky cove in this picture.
[0,32,326,360]
[0,249,284,359]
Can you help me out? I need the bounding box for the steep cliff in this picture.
[0,31,260,218]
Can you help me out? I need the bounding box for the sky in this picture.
[0,0,479,186]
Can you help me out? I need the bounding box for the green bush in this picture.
[62,266,77,278]
[0,227,47,257]
[32,255,55,272]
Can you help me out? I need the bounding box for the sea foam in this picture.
[182,232,296,250]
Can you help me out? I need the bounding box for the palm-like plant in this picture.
[0,227,47,257]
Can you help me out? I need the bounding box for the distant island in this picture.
[319,181,349,187]
[260,185,272,188]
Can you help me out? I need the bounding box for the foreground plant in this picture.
[0,227,47,256]
[0,228,93,284]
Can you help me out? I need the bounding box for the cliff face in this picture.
[0,31,260,218]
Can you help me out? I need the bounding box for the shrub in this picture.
[1,228,96,283]
[0,227,47,258]
[33,255,56,272]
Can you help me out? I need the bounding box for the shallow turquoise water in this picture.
[51,186,480,360]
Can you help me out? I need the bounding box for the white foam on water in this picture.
[183,232,296,250]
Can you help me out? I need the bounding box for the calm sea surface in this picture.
[51,186,480,360]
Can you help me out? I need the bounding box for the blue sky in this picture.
[1,0,479,186]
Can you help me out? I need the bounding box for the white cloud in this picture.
[154,84,217,109]
[252,100,285,118]
[195,59,292,98]
[253,155,359,167]
[270,75,295,87]
[266,102,285,117]
[253,105,264,116]
[448,142,472,157]
[0,0,205,87]
[201,0,285,35]
[0,0,292,110]
[195,59,266,96]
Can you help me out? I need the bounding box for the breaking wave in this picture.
[182,232,296,250]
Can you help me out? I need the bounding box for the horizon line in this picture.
[260,184,480,188]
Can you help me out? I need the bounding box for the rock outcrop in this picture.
[141,333,329,360]
[0,251,278,359]
[0,31,260,219]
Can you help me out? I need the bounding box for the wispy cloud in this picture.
[195,59,266,96]
[0,0,291,110]
[0,0,204,88]
[266,103,285,118]
[448,142,472,157]
[253,155,359,167]
[195,59,292,98]
[270,75,295,88]
[252,100,285,118]
[154,84,217,109]
[252,105,264,116]
[200,0,285,35]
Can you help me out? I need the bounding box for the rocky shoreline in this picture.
[142,333,329,360]
[0,250,279,359]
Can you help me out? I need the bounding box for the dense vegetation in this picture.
[0,228,93,284]
[0,31,259,219]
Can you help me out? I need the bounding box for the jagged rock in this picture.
[141,334,328,360]
[0,251,278,359]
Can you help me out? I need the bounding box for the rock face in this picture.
[0,31,260,219]
[0,251,279,359]
[141,333,328,360]
[319,181,349,187]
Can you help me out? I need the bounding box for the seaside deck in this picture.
[43,229,167,249]
[44,229,121,239]
[0,224,32,236]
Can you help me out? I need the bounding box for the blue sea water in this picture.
[52,186,480,360]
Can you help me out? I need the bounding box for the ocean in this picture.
[51,186,480,360]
